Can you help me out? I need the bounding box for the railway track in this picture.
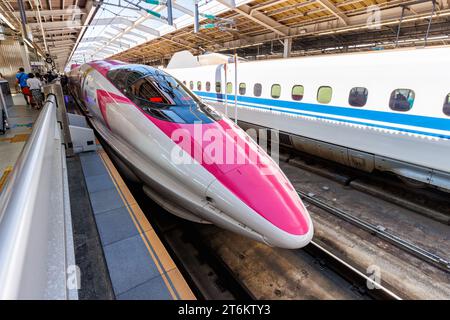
[304,241,402,300]
[297,189,450,273]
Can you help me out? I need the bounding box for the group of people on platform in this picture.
[15,67,58,109]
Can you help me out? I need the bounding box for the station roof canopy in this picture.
[3,1,448,69]
[0,0,96,70]
[103,0,450,65]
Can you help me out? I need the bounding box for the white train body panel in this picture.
[167,47,450,189]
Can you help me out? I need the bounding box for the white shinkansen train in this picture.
[166,47,450,192]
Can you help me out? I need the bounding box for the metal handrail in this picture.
[0,93,76,299]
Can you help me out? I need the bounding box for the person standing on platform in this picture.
[26,73,43,109]
[16,67,30,105]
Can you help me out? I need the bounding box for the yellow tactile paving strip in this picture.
[0,133,30,143]
[0,166,13,192]
[97,149,196,300]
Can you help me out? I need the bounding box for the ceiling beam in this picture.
[133,24,160,37]
[109,25,148,40]
[13,8,86,18]
[172,3,194,16]
[28,20,82,29]
[233,4,290,36]
[316,0,350,26]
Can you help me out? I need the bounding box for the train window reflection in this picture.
[292,85,304,101]
[127,75,196,107]
[348,87,368,107]
[443,93,450,116]
[226,82,233,94]
[206,81,211,92]
[389,89,415,112]
[317,86,332,104]
[107,69,142,92]
[239,83,246,95]
[254,83,262,97]
[271,84,281,99]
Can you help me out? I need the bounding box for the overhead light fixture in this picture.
[0,12,16,31]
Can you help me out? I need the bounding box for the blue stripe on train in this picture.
[194,91,450,132]
[195,91,450,140]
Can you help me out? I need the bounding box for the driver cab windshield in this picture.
[107,65,220,123]
[127,74,196,107]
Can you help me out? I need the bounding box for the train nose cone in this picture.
[219,164,310,236]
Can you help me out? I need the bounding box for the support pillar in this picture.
[283,38,292,58]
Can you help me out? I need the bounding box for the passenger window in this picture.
[226,82,233,94]
[317,86,332,104]
[389,89,415,111]
[206,81,211,92]
[291,85,304,101]
[189,81,194,90]
[183,81,186,85]
[215,81,221,93]
[271,84,281,99]
[443,93,450,116]
[197,81,201,91]
[239,83,246,95]
[254,83,262,97]
[348,87,368,107]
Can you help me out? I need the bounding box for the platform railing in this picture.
[0,91,77,299]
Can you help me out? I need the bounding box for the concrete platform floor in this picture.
[0,94,40,190]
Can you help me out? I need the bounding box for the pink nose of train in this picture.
[206,161,313,248]
[224,164,310,233]
[198,120,313,249]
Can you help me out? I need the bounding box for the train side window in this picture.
[254,83,262,97]
[183,81,186,85]
[271,84,281,99]
[189,81,194,90]
[291,85,304,101]
[197,81,202,91]
[443,93,450,116]
[389,89,415,112]
[206,81,211,92]
[317,86,332,104]
[226,82,233,94]
[215,81,221,93]
[348,87,368,107]
[239,83,246,95]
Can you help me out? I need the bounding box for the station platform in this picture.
[75,147,195,300]
[0,95,39,191]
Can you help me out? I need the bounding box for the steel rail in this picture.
[306,240,403,300]
[297,189,450,273]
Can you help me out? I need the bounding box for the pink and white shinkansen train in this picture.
[68,60,314,249]
[166,47,450,192]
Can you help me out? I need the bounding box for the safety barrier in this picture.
[0,90,77,299]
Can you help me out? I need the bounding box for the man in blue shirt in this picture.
[16,67,29,105]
